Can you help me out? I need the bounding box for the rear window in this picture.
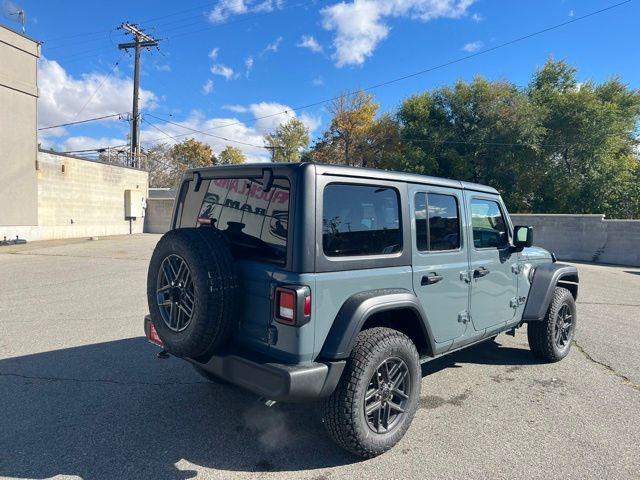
[198,177,290,264]
[323,183,401,257]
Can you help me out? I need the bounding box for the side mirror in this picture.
[513,225,533,249]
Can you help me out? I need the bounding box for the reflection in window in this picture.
[414,193,460,251]
[471,199,508,249]
[198,177,290,264]
[323,184,401,257]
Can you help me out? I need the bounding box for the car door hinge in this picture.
[459,270,472,283]
[510,296,527,308]
[458,310,471,324]
[511,264,523,275]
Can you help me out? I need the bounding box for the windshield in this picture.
[197,177,290,264]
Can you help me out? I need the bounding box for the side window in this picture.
[414,192,461,252]
[323,184,402,257]
[471,198,509,249]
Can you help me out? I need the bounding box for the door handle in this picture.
[473,267,490,278]
[421,272,443,286]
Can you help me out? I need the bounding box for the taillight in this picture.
[274,286,311,326]
[148,321,164,347]
[278,290,296,323]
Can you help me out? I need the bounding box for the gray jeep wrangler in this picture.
[144,163,578,458]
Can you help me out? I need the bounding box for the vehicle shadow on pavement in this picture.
[421,337,541,376]
[0,336,537,480]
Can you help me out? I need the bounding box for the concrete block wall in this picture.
[144,198,174,234]
[512,214,640,267]
[0,151,149,241]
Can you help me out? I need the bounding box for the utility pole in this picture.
[118,23,159,167]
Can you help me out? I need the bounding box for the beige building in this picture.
[0,24,40,227]
[0,24,149,242]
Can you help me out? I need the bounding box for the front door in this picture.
[410,185,469,343]
[465,194,518,332]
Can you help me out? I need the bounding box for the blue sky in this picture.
[11,0,639,161]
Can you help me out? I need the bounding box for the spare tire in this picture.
[147,227,240,358]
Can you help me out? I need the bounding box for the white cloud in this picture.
[211,63,235,80]
[155,63,171,72]
[208,0,248,23]
[61,136,126,152]
[245,55,254,77]
[321,0,475,67]
[568,9,574,17]
[202,79,214,95]
[140,103,321,163]
[312,76,324,86]
[471,12,483,22]
[37,57,157,131]
[461,40,483,52]
[222,104,248,113]
[297,35,323,53]
[208,47,220,60]
[263,36,283,54]
[208,0,283,23]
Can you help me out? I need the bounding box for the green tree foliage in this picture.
[394,59,639,218]
[264,117,310,162]
[218,145,246,165]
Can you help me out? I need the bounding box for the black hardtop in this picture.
[185,162,499,195]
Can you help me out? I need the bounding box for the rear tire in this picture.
[322,327,421,458]
[527,287,576,362]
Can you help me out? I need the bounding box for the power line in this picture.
[141,0,631,144]
[144,113,270,149]
[59,144,129,154]
[71,53,127,121]
[38,112,128,131]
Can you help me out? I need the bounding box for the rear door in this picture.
[410,185,470,343]
[464,194,518,332]
[179,174,293,352]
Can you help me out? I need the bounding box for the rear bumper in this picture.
[144,315,345,402]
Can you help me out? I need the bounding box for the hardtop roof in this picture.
[186,162,499,195]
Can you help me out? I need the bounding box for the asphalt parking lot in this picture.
[1,234,638,480]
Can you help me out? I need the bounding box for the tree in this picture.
[398,77,542,211]
[309,91,403,169]
[145,138,216,188]
[218,145,246,164]
[170,138,215,169]
[264,117,310,162]
[526,59,640,217]
[396,59,640,218]
[144,143,175,188]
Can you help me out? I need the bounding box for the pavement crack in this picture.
[572,340,640,392]
[0,371,209,387]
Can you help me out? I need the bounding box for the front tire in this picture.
[322,327,421,458]
[527,287,577,362]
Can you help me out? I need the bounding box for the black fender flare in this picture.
[318,288,435,360]
[522,263,579,322]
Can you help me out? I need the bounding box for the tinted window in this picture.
[323,184,401,257]
[415,193,461,251]
[198,177,290,264]
[471,199,509,249]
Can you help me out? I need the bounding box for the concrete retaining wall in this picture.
[144,198,174,234]
[0,151,149,241]
[512,214,640,267]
